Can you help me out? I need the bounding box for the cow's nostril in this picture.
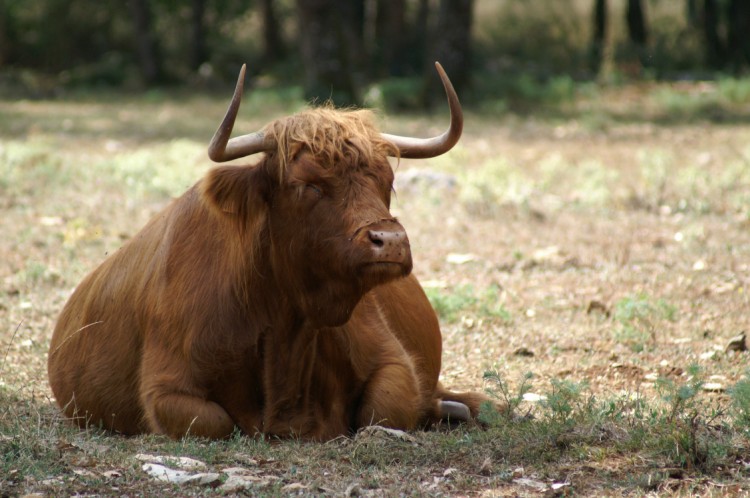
[368,231,385,248]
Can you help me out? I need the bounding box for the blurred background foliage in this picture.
[1,0,750,108]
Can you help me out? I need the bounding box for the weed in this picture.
[542,379,592,428]
[729,371,750,432]
[613,294,677,351]
[480,370,534,422]
[655,364,704,423]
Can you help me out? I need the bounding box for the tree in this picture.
[626,0,648,68]
[260,0,287,65]
[371,0,407,77]
[727,0,750,72]
[190,0,207,71]
[295,0,363,105]
[127,0,165,84]
[590,0,608,75]
[424,0,474,107]
[0,0,8,67]
[703,0,725,69]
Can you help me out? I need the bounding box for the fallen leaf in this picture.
[513,347,534,357]
[443,467,458,477]
[282,482,308,491]
[586,300,610,317]
[726,332,747,352]
[478,457,492,475]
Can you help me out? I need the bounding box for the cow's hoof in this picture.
[439,400,471,422]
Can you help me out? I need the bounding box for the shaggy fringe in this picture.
[262,104,399,182]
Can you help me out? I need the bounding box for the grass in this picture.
[2,80,750,495]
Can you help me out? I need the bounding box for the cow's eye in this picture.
[305,183,323,198]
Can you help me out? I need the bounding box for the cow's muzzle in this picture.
[357,220,412,275]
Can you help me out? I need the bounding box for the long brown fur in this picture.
[48,106,490,440]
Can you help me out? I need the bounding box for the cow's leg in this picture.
[144,392,235,439]
[140,352,235,439]
[357,362,424,430]
[437,384,507,420]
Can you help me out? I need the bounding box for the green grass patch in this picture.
[425,284,511,324]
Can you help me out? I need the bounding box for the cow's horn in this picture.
[208,64,276,162]
[381,62,463,159]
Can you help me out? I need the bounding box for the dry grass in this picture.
[2,82,750,496]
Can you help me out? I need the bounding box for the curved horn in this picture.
[381,62,463,159]
[208,64,276,162]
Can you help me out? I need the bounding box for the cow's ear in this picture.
[202,165,268,219]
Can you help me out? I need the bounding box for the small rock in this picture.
[513,477,547,491]
[395,169,457,193]
[220,474,267,492]
[522,393,547,403]
[726,332,747,352]
[135,453,206,470]
[446,253,476,265]
[702,382,725,393]
[141,463,220,485]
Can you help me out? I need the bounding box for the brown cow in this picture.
[48,62,490,440]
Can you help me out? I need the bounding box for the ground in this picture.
[1,82,749,496]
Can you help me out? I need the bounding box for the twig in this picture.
[1,321,23,374]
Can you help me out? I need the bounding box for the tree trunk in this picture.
[373,0,406,77]
[190,0,206,70]
[626,0,647,45]
[295,0,362,105]
[0,0,7,67]
[686,0,699,27]
[703,0,725,69]
[590,0,607,75]
[424,0,473,108]
[127,0,163,84]
[727,0,750,72]
[260,0,286,65]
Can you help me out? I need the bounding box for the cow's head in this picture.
[203,63,462,327]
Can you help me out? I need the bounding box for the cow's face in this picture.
[204,148,412,327]
[268,149,412,326]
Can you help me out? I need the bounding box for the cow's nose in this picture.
[367,229,409,262]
